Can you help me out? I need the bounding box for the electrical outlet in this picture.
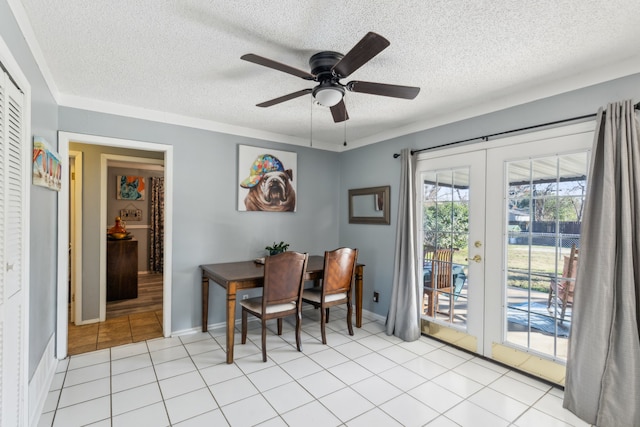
[242,294,249,300]
[373,292,379,303]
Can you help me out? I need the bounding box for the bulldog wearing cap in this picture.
[240,154,296,212]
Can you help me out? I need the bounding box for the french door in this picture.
[418,150,486,352]
[417,123,593,382]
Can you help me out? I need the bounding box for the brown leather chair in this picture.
[240,251,309,362]
[302,247,358,344]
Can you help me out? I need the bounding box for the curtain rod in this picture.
[392,101,640,158]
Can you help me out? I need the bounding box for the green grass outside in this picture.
[507,245,564,292]
[428,244,566,293]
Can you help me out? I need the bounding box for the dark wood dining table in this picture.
[200,255,365,364]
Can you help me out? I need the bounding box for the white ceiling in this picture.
[14,0,640,151]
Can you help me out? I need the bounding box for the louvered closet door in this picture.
[0,68,26,427]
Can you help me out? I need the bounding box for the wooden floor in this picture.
[67,272,164,356]
[106,272,163,318]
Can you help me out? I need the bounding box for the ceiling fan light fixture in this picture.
[312,85,344,107]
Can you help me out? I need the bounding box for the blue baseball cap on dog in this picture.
[240,154,285,188]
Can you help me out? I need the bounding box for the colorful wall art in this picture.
[237,145,297,212]
[117,176,145,200]
[32,136,62,191]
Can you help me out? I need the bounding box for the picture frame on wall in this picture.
[237,145,297,212]
[32,136,62,191]
[117,176,145,200]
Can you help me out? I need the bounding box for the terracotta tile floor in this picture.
[67,310,163,356]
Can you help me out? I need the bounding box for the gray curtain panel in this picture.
[564,100,640,426]
[149,177,165,273]
[386,148,421,341]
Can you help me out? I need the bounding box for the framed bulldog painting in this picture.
[237,145,297,212]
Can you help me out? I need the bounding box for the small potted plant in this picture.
[265,241,289,256]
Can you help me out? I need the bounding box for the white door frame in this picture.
[69,151,82,325]
[57,132,174,359]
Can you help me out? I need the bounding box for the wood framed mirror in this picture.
[348,185,390,225]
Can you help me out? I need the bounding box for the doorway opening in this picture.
[57,132,173,359]
[68,154,166,354]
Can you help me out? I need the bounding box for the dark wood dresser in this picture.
[107,239,138,301]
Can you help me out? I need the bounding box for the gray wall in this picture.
[1,0,59,378]
[338,73,640,317]
[62,111,341,331]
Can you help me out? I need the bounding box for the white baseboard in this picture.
[28,335,57,427]
[72,317,100,326]
[173,307,386,338]
[362,308,386,323]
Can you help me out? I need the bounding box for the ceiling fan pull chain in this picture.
[309,96,313,148]
[343,112,347,147]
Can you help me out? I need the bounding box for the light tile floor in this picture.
[38,307,590,427]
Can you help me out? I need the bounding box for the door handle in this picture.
[465,255,482,263]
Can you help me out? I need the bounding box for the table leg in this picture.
[226,283,237,364]
[201,274,209,332]
[355,265,363,328]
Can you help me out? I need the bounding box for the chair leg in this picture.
[426,289,435,316]
[450,293,455,319]
[422,291,429,315]
[261,320,267,362]
[559,291,569,325]
[295,312,302,352]
[320,305,327,345]
[241,309,248,344]
[277,318,283,335]
[325,308,330,323]
[346,301,353,336]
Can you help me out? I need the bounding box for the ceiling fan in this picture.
[241,32,420,123]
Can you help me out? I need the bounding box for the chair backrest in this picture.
[432,248,454,290]
[322,247,358,296]
[263,251,309,306]
[561,244,579,302]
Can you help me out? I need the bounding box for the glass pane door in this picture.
[484,127,593,381]
[418,150,485,352]
[422,168,470,324]
[418,124,593,378]
[504,153,588,360]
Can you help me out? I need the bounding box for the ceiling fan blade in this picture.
[347,81,420,99]
[330,99,349,123]
[256,89,312,107]
[332,32,390,78]
[241,54,315,80]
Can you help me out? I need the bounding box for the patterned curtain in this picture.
[149,177,164,272]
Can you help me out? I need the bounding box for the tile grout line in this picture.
[46,315,580,427]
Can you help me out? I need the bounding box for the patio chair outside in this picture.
[547,244,578,325]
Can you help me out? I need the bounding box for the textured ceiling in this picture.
[15,0,640,150]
